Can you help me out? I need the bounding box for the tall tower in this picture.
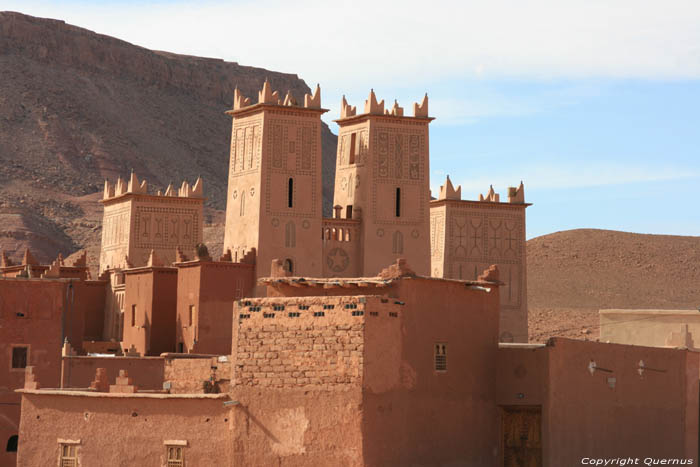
[99,172,204,273]
[223,81,326,284]
[430,178,530,342]
[331,91,433,276]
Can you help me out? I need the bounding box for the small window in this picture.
[283,259,293,274]
[188,305,195,327]
[346,205,353,219]
[178,342,184,353]
[167,445,184,467]
[6,435,18,452]
[131,305,136,327]
[395,187,401,217]
[59,443,78,467]
[349,132,357,164]
[11,347,27,369]
[434,343,447,372]
[287,178,294,208]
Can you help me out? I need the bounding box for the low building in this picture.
[600,308,700,349]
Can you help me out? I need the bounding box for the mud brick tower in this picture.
[331,91,433,276]
[223,81,326,284]
[99,172,204,273]
[430,178,529,342]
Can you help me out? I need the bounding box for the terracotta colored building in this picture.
[600,308,700,349]
[497,338,699,464]
[222,83,326,285]
[430,176,530,342]
[121,253,178,356]
[175,258,255,355]
[99,172,204,273]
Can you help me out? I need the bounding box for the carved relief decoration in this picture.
[133,206,200,249]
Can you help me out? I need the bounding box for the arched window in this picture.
[288,178,294,208]
[395,187,401,217]
[6,435,18,452]
[283,259,293,274]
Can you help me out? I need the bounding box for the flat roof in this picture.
[17,389,229,400]
[600,309,700,315]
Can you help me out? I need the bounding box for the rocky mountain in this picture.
[527,229,700,341]
[0,11,337,264]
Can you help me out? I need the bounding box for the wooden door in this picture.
[502,406,542,467]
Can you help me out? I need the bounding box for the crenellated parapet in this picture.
[102,172,203,201]
[476,182,525,204]
[231,79,322,111]
[338,90,430,120]
[438,175,462,201]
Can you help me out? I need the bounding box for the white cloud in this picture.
[6,0,700,88]
[435,164,700,198]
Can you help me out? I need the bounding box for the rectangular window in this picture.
[188,305,195,327]
[166,445,184,467]
[131,305,136,327]
[434,343,447,372]
[349,132,357,164]
[11,346,28,369]
[59,443,78,467]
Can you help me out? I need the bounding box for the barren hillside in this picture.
[527,229,700,342]
[0,11,336,265]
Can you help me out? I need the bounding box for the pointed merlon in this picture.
[413,93,429,117]
[179,180,191,197]
[283,90,298,106]
[175,246,188,263]
[304,84,321,109]
[22,248,39,266]
[147,249,163,267]
[164,183,176,197]
[364,89,385,115]
[507,181,525,204]
[391,99,404,117]
[479,185,500,203]
[0,250,12,268]
[127,172,142,194]
[258,79,281,105]
[115,177,126,196]
[103,180,115,200]
[191,177,204,197]
[233,87,251,110]
[438,175,462,200]
[340,95,356,118]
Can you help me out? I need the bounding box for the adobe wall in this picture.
[65,280,107,353]
[430,198,528,343]
[232,296,382,389]
[0,279,64,391]
[498,338,699,464]
[361,277,502,466]
[163,356,231,394]
[16,391,231,467]
[229,295,391,466]
[600,309,700,349]
[545,338,698,464]
[60,356,165,390]
[123,268,177,356]
[176,261,255,355]
[496,344,548,407]
[0,390,20,467]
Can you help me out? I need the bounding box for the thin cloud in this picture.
[5,0,700,87]
[436,164,700,197]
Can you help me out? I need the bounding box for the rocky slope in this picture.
[527,229,700,341]
[0,11,336,264]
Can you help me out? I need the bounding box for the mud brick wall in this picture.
[233,295,397,389]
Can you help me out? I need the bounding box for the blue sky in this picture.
[5,0,700,238]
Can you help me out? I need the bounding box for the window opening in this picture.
[11,347,27,369]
